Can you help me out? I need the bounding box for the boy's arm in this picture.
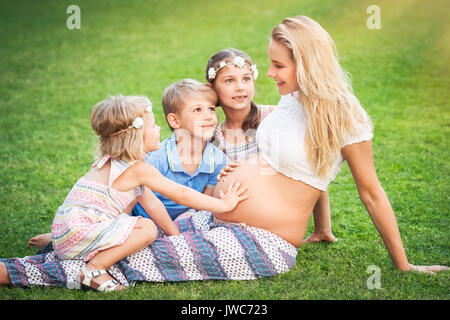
[139,188,180,236]
[123,198,139,215]
[202,186,215,196]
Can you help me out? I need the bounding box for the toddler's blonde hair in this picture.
[90,95,152,161]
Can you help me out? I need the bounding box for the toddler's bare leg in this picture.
[27,233,52,249]
[0,262,11,286]
[81,218,157,290]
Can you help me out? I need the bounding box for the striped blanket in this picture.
[1,211,297,289]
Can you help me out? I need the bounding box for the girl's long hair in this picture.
[206,48,260,132]
[272,16,373,177]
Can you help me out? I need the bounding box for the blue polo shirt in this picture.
[131,134,229,220]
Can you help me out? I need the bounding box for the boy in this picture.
[27,79,229,249]
[132,79,229,221]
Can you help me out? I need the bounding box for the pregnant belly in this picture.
[213,156,321,247]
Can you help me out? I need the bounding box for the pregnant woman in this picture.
[1,16,446,290]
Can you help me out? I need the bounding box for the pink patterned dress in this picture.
[212,105,275,161]
[51,155,143,261]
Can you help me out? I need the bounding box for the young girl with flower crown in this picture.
[206,49,336,243]
[0,95,247,291]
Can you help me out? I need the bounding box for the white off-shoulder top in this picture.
[256,91,373,191]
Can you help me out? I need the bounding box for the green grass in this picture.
[0,0,449,300]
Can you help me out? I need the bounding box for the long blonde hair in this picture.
[90,95,151,161]
[271,16,373,177]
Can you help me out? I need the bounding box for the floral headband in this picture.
[110,104,152,137]
[208,56,258,80]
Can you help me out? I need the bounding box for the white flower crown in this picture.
[208,56,258,80]
[110,104,152,136]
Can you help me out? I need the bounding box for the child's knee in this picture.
[139,218,157,244]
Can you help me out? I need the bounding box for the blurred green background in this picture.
[0,0,448,299]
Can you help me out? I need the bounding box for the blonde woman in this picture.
[212,16,447,274]
[206,48,336,243]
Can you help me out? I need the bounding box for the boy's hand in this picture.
[217,161,240,181]
[218,180,248,212]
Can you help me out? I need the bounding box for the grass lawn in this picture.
[0,0,449,300]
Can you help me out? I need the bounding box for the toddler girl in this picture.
[26,95,247,292]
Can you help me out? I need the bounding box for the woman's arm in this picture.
[113,161,248,214]
[343,140,448,273]
[138,188,180,236]
[304,189,337,243]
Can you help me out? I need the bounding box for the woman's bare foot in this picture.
[0,262,11,286]
[303,231,338,243]
[27,233,52,249]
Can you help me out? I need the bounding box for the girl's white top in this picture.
[256,91,373,191]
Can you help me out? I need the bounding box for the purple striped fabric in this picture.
[1,211,297,289]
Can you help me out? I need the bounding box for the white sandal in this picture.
[79,266,122,292]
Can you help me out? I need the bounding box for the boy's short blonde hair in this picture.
[90,95,152,161]
[162,79,218,131]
